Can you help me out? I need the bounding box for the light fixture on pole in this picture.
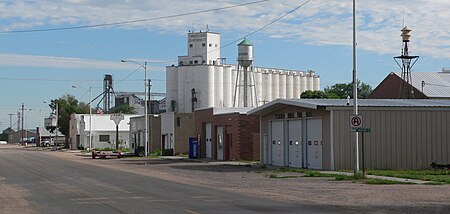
[121,59,148,157]
[72,85,93,150]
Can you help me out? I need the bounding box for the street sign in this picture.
[349,114,363,132]
[355,127,371,132]
[110,114,124,126]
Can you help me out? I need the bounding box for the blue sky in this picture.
[0,0,449,130]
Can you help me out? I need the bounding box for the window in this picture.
[194,60,198,64]
[99,135,110,142]
[215,44,218,47]
[189,61,193,65]
[209,43,212,47]
[177,117,181,127]
[189,44,193,47]
[202,60,206,64]
[202,43,206,47]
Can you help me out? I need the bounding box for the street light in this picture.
[72,85,93,151]
[121,59,148,157]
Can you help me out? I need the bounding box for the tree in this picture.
[324,81,373,99]
[301,90,339,99]
[110,105,137,114]
[49,94,90,147]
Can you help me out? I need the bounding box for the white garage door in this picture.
[270,121,284,166]
[288,120,302,168]
[307,118,322,169]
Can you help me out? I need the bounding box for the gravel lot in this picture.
[43,149,450,213]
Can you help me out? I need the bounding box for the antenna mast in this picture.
[394,26,419,99]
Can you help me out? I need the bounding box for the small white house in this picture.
[71,114,139,150]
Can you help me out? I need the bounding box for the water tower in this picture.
[394,26,419,99]
[234,38,258,107]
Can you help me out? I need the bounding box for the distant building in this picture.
[69,114,139,150]
[115,93,145,114]
[369,69,450,99]
[166,31,321,113]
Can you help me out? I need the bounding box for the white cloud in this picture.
[0,0,449,59]
[0,53,167,71]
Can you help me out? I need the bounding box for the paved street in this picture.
[0,146,343,214]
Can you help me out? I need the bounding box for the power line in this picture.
[203,0,313,56]
[0,0,270,34]
[0,77,166,82]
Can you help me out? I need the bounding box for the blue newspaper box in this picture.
[189,137,199,159]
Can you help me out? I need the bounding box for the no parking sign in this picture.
[349,114,363,132]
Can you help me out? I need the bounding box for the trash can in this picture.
[189,137,199,159]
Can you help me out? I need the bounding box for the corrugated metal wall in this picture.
[333,108,450,170]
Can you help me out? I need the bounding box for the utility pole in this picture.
[352,0,359,176]
[8,113,14,144]
[20,103,26,146]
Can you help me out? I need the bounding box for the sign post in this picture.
[355,127,371,177]
[110,114,124,150]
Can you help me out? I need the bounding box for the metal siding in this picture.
[416,111,423,168]
[426,111,432,165]
[436,111,444,163]
[431,111,438,164]
[395,111,401,169]
[410,111,420,169]
[447,113,450,164]
[406,111,412,169]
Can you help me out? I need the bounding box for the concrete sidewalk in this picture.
[319,171,431,184]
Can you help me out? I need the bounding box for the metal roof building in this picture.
[249,99,450,170]
[369,70,450,99]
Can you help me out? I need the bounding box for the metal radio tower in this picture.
[394,26,419,99]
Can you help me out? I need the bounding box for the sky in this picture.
[0,0,449,131]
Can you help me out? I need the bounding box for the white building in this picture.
[70,114,139,150]
[166,31,321,113]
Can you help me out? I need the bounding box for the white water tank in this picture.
[223,66,232,107]
[279,71,286,99]
[300,74,307,94]
[215,66,224,107]
[237,38,253,67]
[286,72,294,99]
[271,71,279,99]
[293,72,301,98]
[313,76,320,91]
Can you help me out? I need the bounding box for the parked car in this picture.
[0,141,7,145]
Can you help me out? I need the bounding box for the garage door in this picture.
[205,123,212,158]
[307,118,322,169]
[270,121,284,166]
[288,120,302,168]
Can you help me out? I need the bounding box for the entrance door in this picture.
[307,118,322,169]
[205,123,212,158]
[288,120,302,168]
[216,126,224,160]
[270,121,284,166]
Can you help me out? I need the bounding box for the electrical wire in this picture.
[202,0,313,57]
[0,0,270,34]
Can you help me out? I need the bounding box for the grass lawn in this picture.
[366,170,450,184]
[268,168,413,184]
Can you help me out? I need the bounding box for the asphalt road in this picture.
[0,146,346,214]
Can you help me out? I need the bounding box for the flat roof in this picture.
[248,99,450,115]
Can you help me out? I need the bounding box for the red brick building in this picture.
[194,108,260,161]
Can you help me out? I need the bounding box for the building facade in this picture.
[250,99,450,170]
[194,107,260,161]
